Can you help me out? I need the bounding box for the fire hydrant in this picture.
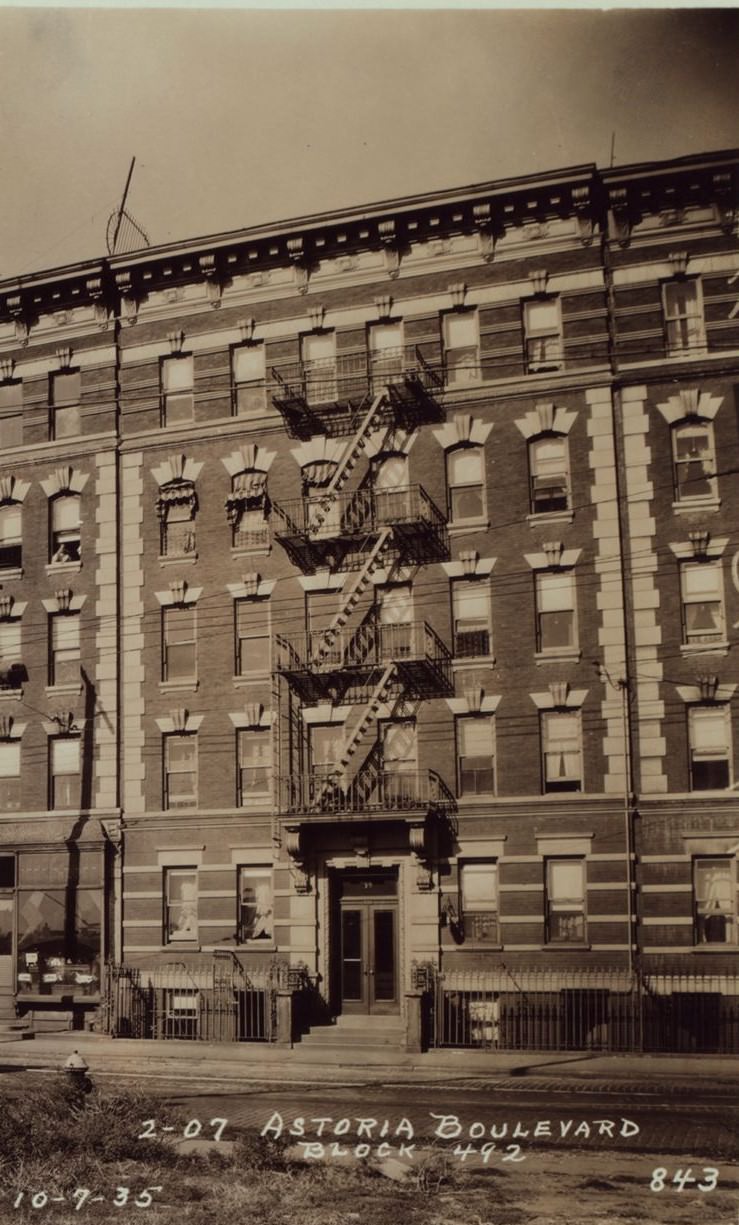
[64,1050,93,1098]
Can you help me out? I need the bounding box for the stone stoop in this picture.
[295,1013,409,1062]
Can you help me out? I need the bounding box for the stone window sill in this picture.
[680,641,729,657]
[232,674,270,686]
[448,519,490,537]
[45,683,83,697]
[159,555,198,567]
[231,546,272,558]
[160,679,199,693]
[535,647,582,664]
[541,943,591,951]
[0,688,22,702]
[527,510,574,528]
[0,568,23,581]
[46,560,82,576]
[672,497,720,516]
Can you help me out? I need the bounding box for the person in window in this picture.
[51,543,72,564]
[170,878,198,939]
[251,883,273,940]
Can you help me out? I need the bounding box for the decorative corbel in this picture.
[713,172,737,235]
[409,820,433,890]
[473,202,495,263]
[51,710,77,735]
[238,317,256,343]
[306,304,325,331]
[285,825,311,894]
[86,277,109,330]
[199,254,223,309]
[378,219,400,280]
[374,295,393,321]
[572,184,594,247]
[689,529,710,559]
[548,680,570,709]
[609,187,632,247]
[542,540,564,567]
[696,674,719,702]
[115,271,138,325]
[529,269,549,297]
[287,236,309,295]
[7,295,29,346]
[0,358,15,382]
[668,250,689,279]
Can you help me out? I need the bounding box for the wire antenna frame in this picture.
[106,157,150,255]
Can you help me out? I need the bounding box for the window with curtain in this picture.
[460,862,498,943]
[374,453,411,523]
[542,712,582,792]
[238,729,272,803]
[50,736,80,810]
[0,621,21,690]
[452,581,491,657]
[672,420,716,502]
[0,503,22,570]
[50,495,81,563]
[377,583,413,659]
[301,331,337,405]
[369,322,403,391]
[162,606,196,682]
[238,867,273,942]
[235,599,270,677]
[382,720,416,803]
[693,858,736,945]
[663,279,706,355]
[680,562,724,645]
[443,311,480,385]
[164,868,198,943]
[546,858,586,943]
[0,741,20,810]
[164,735,197,809]
[524,299,563,372]
[50,613,80,686]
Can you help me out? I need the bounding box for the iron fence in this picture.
[428,966,739,1054]
[101,959,290,1043]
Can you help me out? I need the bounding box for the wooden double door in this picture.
[333,870,399,1015]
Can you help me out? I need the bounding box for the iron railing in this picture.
[101,959,288,1043]
[276,619,451,679]
[273,485,446,547]
[272,346,442,414]
[279,769,445,817]
[426,966,739,1054]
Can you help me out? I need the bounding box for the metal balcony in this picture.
[278,769,445,819]
[275,619,452,700]
[271,346,443,438]
[272,484,448,570]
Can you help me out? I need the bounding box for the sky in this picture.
[0,7,737,280]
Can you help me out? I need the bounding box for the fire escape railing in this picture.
[278,768,445,816]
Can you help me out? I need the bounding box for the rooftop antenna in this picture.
[609,131,616,169]
[106,157,150,255]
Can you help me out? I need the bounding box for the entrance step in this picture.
[0,1018,34,1041]
[299,1015,406,1051]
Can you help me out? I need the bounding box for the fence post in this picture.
[405,990,424,1053]
[274,989,293,1047]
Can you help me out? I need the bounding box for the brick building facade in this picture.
[0,148,736,1043]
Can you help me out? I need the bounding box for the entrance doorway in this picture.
[0,856,16,1007]
[333,869,399,1015]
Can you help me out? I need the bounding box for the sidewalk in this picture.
[1,1029,738,1089]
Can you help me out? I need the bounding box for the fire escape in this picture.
[270,347,452,871]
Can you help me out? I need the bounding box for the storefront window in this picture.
[16,886,101,996]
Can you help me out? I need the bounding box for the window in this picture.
[0,381,22,448]
[238,867,273,942]
[689,706,731,790]
[50,613,80,687]
[164,734,197,808]
[369,322,403,392]
[50,736,80,809]
[50,371,81,439]
[310,724,344,779]
[162,607,196,682]
[680,562,725,645]
[164,868,198,943]
[50,495,81,563]
[382,719,416,802]
[524,299,563,372]
[672,421,716,502]
[237,729,271,803]
[302,332,337,405]
[529,436,570,513]
[235,600,269,677]
[663,279,705,355]
[377,583,413,659]
[536,571,576,652]
[0,741,20,810]
[694,858,736,945]
[0,504,22,570]
[460,862,498,942]
[232,344,266,416]
[161,355,194,425]
[443,311,479,385]
[447,446,485,523]
[373,453,411,523]
[161,499,196,558]
[542,712,582,792]
[546,858,586,943]
[457,716,495,796]
[0,621,21,690]
[452,581,491,658]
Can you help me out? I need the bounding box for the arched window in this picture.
[446,446,485,523]
[672,419,716,502]
[528,434,570,514]
[50,494,81,563]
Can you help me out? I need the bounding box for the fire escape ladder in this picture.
[306,390,391,536]
[314,525,394,663]
[337,662,397,781]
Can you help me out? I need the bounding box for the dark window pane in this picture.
[691,759,730,790]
